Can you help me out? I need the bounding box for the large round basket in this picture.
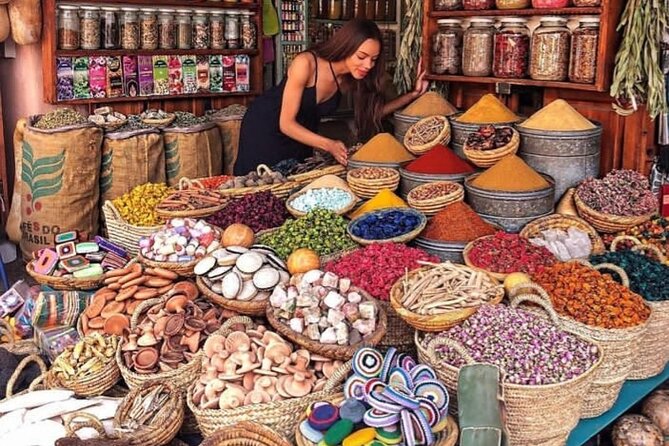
[199,422,293,446]
[219,165,299,199]
[102,200,163,257]
[138,253,198,278]
[406,182,465,217]
[403,115,452,155]
[346,167,400,199]
[0,320,41,356]
[462,236,508,281]
[573,192,655,233]
[390,265,504,332]
[266,288,387,361]
[294,394,459,446]
[347,208,427,246]
[156,190,228,219]
[416,294,603,446]
[196,276,267,316]
[519,213,606,255]
[463,127,520,168]
[285,187,357,218]
[287,164,347,184]
[25,261,105,291]
[50,342,121,397]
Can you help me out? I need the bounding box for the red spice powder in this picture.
[405,145,475,174]
[422,201,496,242]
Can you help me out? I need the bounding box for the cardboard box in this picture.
[122,55,139,97]
[56,57,74,102]
[138,55,154,96]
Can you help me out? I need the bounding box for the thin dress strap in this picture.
[328,61,340,91]
[309,51,318,86]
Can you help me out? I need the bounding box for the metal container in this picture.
[348,159,403,170]
[449,114,522,157]
[464,173,555,233]
[517,123,602,202]
[399,161,471,199]
[413,237,466,263]
[392,112,421,144]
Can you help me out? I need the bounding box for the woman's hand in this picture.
[413,58,429,97]
[323,139,348,166]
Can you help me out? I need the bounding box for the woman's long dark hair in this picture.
[311,19,385,142]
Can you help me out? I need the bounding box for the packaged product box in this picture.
[73,57,91,100]
[182,55,197,94]
[222,56,236,93]
[138,55,154,96]
[209,55,223,93]
[196,55,210,93]
[56,57,74,102]
[153,55,169,96]
[106,56,124,98]
[89,56,107,99]
[122,55,139,97]
[662,185,669,217]
[235,54,250,93]
[168,55,184,95]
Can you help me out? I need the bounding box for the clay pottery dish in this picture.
[185,317,206,332]
[125,300,141,316]
[244,390,271,405]
[211,354,227,372]
[162,351,184,364]
[185,303,204,319]
[219,387,245,409]
[86,295,107,318]
[122,351,134,367]
[122,334,139,351]
[243,372,258,391]
[88,317,105,329]
[225,332,251,353]
[146,307,166,323]
[247,329,264,339]
[193,384,206,405]
[164,334,183,352]
[276,376,292,399]
[166,295,188,313]
[284,372,312,398]
[154,316,170,338]
[101,301,125,319]
[137,327,158,347]
[180,331,201,353]
[262,331,284,346]
[322,361,339,379]
[172,281,199,300]
[203,309,218,322]
[134,347,159,370]
[265,342,291,365]
[164,314,185,336]
[103,314,129,336]
[237,353,261,374]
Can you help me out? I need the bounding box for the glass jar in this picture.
[192,10,210,49]
[434,0,462,10]
[386,0,396,20]
[463,0,495,10]
[80,6,100,50]
[462,18,495,76]
[176,10,192,50]
[158,9,176,49]
[240,11,257,49]
[573,0,600,5]
[328,0,342,19]
[58,5,80,50]
[530,17,570,81]
[140,8,158,50]
[532,0,569,8]
[374,0,387,20]
[225,11,240,49]
[341,0,355,19]
[432,19,463,75]
[493,18,530,78]
[120,7,140,50]
[365,0,376,19]
[210,11,225,50]
[100,7,119,49]
[354,0,364,17]
[496,0,530,8]
[569,17,599,83]
[318,0,329,18]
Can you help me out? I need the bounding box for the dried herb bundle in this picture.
[393,0,422,94]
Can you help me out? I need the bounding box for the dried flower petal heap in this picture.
[465,125,514,151]
[467,232,556,274]
[206,191,289,233]
[350,209,422,241]
[576,170,657,216]
[603,216,669,258]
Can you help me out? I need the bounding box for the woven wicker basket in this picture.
[462,236,508,281]
[287,165,347,184]
[347,208,427,246]
[519,213,606,255]
[346,168,400,199]
[200,421,293,446]
[219,165,300,199]
[294,394,459,446]
[156,190,228,219]
[286,188,357,218]
[403,115,451,155]
[610,235,668,264]
[0,320,40,356]
[51,347,121,397]
[462,128,520,168]
[407,182,465,217]
[196,276,267,316]
[416,296,603,446]
[25,261,105,291]
[102,200,163,257]
[389,265,504,332]
[574,193,655,233]
[138,253,198,278]
[2,354,48,401]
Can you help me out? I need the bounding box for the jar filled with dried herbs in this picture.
[101,7,119,49]
[569,18,599,84]
[432,19,463,75]
[158,9,176,49]
[225,11,241,49]
[80,6,101,50]
[240,11,257,49]
[463,0,495,9]
[434,0,462,11]
[573,0,600,5]
[462,18,495,77]
[120,7,140,50]
[496,0,530,9]
[530,17,570,81]
[140,8,158,50]
[210,11,225,49]
[493,18,530,78]
[58,5,80,50]
[192,10,210,49]
[176,9,192,50]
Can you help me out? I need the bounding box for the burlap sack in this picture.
[100,128,165,203]
[19,116,102,259]
[6,118,27,243]
[163,122,222,186]
[211,112,244,175]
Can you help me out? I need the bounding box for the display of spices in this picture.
[464,125,514,151]
[424,304,600,385]
[258,209,356,259]
[112,183,171,226]
[602,217,669,258]
[432,19,463,75]
[58,5,80,50]
[348,189,408,220]
[349,209,423,241]
[404,144,474,174]
[496,0,530,8]
[463,0,495,9]
[493,19,530,79]
[408,181,462,202]
[532,262,651,329]
[289,188,355,214]
[87,108,126,128]
[471,155,549,192]
[206,191,288,233]
[423,201,496,242]
[139,218,222,263]
[51,334,116,382]
[193,10,210,49]
[158,9,176,49]
[528,227,593,261]
[576,170,657,217]
[462,19,495,77]
[434,0,463,10]
[532,0,569,7]
[590,251,669,302]
[169,110,210,127]
[520,99,596,131]
[155,189,227,214]
[569,18,600,84]
[240,11,257,49]
[110,114,152,133]
[467,232,556,274]
[177,9,192,50]
[324,243,438,301]
[530,17,571,82]
[456,94,520,124]
[220,169,288,189]
[269,270,379,346]
[33,108,87,130]
[350,133,415,163]
[401,92,458,117]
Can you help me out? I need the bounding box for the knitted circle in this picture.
[352,347,383,379]
[344,375,367,400]
[364,408,400,428]
[307,403,340,431]
[367,390,403,413]
[388,367,413,390]
[417,396,441,428]
[375,425,402,445]
[382,385,420,410]
[400,410,417,446]
[414,409,436,445]
[364,378,386,397]
[398,354,417,371]
[410,364,437,384]
[380,347,399,382]
[414,380,449,412]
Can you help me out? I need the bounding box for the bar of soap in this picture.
[300,420,324,443]
[322,419,353,446]
[73,264,104,278]
[343,428,376,446]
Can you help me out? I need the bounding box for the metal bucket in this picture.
[449,114,523,158]
[413,237,466,263]
[464,173,556,233]
[393,112,421,144]
[517,123,602,202]
[399,162,470,199]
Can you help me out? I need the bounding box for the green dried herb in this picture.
[33,108,87,130]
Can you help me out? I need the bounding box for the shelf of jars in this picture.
[429,6,602,16]
[56,0,260,10]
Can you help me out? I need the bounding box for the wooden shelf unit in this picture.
[429,6,602,17]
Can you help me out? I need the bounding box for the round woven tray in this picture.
[346,168,400,199]
[519,213,606,255]
[138,253,198,278]
[25,261,105,291]
[142,114,176,128]
[285,187,357,218]
[347,208,427,246]
[50,352,121,397]
[407,182,464,216]
[199,421,293,446]
[574,193,655,233]
[196,276,267,316]
[287,165,347,184]
[102,200,165,257]
[219,165,299,199]
[462,236,508,281]
[463,128,520,168]
[404,115,452,155]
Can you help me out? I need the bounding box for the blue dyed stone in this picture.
[340,398,366,424]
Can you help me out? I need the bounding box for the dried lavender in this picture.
[576,169,658,216]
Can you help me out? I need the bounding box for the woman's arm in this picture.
[382,63,429,117]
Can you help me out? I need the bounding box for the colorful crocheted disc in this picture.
[364,378,386,397]
[380,347,399,382]
[388,367,413,390]
[344,375,367,400]
[417,396,441,428]
[410,364,437,384]
[382,385,420,410]
[364,408,400,428]
[367,390,403,413]
[352,347,383,379]
[308,402,340,431]
[414,380,449,412]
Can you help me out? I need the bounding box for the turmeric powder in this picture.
[351,133,415,163]
[402,92,458,117]
[520,99,596,131]
[348,189,407,220]
[471,155,549,192]
[456,94,520,124]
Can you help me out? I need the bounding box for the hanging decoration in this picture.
[393,0,422,94]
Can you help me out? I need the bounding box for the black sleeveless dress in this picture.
[234,52,342,175]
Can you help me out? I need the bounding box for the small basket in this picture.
[141,113,176,128]
[102,200,163,257]
[346,168,401,199]
[347,208,427,246]
[610,235,668,264]
[462,127,520,168]
[462,236,508,281]
[574,193,655,233]
[519,213,606,255]
[266,288,387,361]
[200,422,293,446]
[0,320,41,356]
[294,394,459,446]
[219,165,300,199]
[286,187,357,218]
[403,115,452,155]
[25,261,105,291]
[407,182,464,217]
[2,354,48,401]
[196,276,267,316]
[51,346,121,397]
[389,265,504,332]
[138,253,198,278]
[156,190,228,219]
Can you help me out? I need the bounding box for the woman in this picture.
[234,19,428,175]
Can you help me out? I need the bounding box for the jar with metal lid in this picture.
[80,6,100,50]
[434,0,462,10]
[176,9,192,50]
[225,11,240,49]
[493,18,530,78]
[140,8,158,50]
[496,0,530,9]
[569,17,599,83]
[462,18,495,76]
[463,0,495,10]
[192,10,210,49]
[158,9,176,49]
[432,19,462,75]
[58,5,80,50]
[120,7,140,50]
[100,7,119,49]
[240,11,257,49]
[530,16,570,81]
[210,11,225,49]
[573,0,600,6]
[328,0,342,19]
[341,0,355,19]
[532,0,569,8]
[365,0,376,19]
[374,0,387,20]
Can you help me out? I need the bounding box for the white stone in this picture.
[347,292,362,304]
[324,291,345,309]
[327,309,346,326]
[359,301,376,319]
[335,322,349,345]
[320,327,337,344]
[353,319,376,335]
[289,318,304,334]
[306,325,321,341]
[321,272,339,288]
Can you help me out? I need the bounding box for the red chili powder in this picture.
[405,145,475,174]
[423,201,496,242]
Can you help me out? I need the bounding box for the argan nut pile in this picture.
[52,334,117,381]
